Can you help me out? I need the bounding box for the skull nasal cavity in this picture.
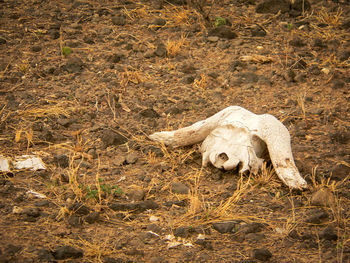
[218,152,229,161]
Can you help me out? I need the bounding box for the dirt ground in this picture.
[0,0,349,262]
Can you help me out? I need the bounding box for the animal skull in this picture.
[149,106,307,189]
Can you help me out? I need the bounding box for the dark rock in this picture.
[37,248,54,261]
[112,15,126,26]
[5,244,22,255]
[101,129,128,148]
[320,226,338,241]
[22,207,41,217]
[212,221,237,234]
[174,227,190,238]
[139,108,160,118]
[289,37,306,47]
[62,57,84,73]
[109,200,158,212]
[154,43,167,57]
[147,223,162,233]
[151,18,166,27]
[67,215,83,226]
[252,248,272,261]
[54,154,69,168]
[34,200,50,207]
[0,37,7,44]
[208,26,237,39]
[163,200,187,207]
[171,181,190,194]
[331,164,350,181]
[332,79,345,89]
[306,209,329,224]
[256,0,290,14]
[85,212,100,224]
[239,223,264,234]
[182,75,195,84]
[251,25,266,37]
[68,202,90,216]
[52,245,83,260]
[107,53,124,63]
[31,45,42,52]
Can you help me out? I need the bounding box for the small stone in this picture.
[239,223,264,234]
[154,43,167,57]
[207,36,219,42]
[62,57,84,74]
[306,209,329,224]
[182,75,195,84]
[31,45,42,52]
[256,0,290,14]
[67,215,83,227]
[54,154,69,168]
[85,212,100,224]
[52,246,83,260]
[147,223,162,233]
[173,227,190,238]
[320,226,337,241]
[126,185,145,201]
[208,26,237,39]
[212,221,237,234]
[252,248,272,261]
[101,129,128,148]
[0,37,7,44]
[68,202,90,216]
[22,207,41,217]
[171,182,190,194]
[125,152,138,164]
[152,18,166,27]
[112,15,126,26]
[251,26,266,37]
[331,164,350,181]
[37,249,54,261]
[107,53,124,63]
[332,79,345,89]
[311,188,335,207]
[289,37,306,47]
[139,108,160,118]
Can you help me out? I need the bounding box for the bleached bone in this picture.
[149,106,307,189]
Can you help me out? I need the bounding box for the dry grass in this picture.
[166,33,188,57]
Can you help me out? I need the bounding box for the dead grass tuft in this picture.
[166,33,187,57]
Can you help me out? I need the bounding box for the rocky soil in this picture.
[0,0,349,262]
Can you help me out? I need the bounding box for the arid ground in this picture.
[0,0,349,262]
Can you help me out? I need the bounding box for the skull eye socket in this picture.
[218,152,229,162]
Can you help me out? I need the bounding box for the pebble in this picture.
[252,248,272,261]
[52,245,83,260]
[208,26,237,39]
[126,185,145,201]
[101,129,128,148]
[139,108,160,118]
[154,43,167,57]
[171,181,190,194]
[311,188,335,207]
[212,221,237,234]
[54,154,69,168]
[111,15,126,26]
[125,152,139,164]
[84,211,100,224]
[207,36,219,42]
